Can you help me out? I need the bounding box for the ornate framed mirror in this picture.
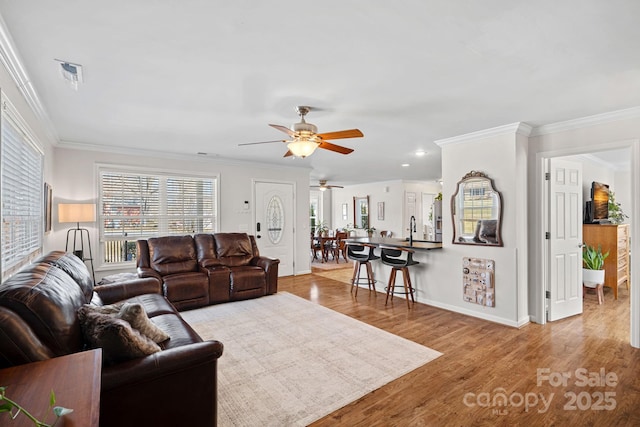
[451,171,503,246]
[353,196,369,229]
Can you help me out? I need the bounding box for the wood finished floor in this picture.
[279,269,640,426]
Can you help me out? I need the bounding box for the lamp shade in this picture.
[58,203,96,223]
[287,139,320,158]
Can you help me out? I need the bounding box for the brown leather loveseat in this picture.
[0,251,223,427]
[136,232,279,311]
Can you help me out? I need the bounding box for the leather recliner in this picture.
[136,232,279,310]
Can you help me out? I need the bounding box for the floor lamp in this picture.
[59,203,96,284]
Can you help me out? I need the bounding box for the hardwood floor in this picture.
[278,270,640,426]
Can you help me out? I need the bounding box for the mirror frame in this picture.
[353,196,370,229]
[451,171,503,246]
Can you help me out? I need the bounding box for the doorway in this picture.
[253,180,295,276]
[536,143,638,347]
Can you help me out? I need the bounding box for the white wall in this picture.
[434,124,530,327]
[49,146,312,279]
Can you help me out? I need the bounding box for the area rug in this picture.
[180,292,442,426]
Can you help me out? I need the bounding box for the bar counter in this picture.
[344,236,443,251]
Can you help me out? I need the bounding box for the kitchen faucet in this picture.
[409,215,416,246]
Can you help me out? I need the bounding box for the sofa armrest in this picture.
[101,340,223,390]
[100,340,223,427]
[251,256,280,294]
[137,266,162,281]
[94,277,162,304]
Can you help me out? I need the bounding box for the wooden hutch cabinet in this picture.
[583,223,630,299]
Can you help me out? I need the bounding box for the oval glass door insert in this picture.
[267,195,284,244]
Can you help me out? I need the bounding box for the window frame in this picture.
[0,94,44,280]
[96,163,220,269]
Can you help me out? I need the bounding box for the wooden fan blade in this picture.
[318,141,354,155]
[238,140,286,146]
[269,124,297,137]
[283,150,294,157]
[316,129,363,140]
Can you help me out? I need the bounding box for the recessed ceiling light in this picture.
[401,163,410,167]
[415,150,427,157]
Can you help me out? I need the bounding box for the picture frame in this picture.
[377,201,384,220]
[342,203,348,220]
[44,182,52,233]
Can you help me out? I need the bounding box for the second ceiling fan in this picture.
[239,106,363,158]
[310,180,343,191]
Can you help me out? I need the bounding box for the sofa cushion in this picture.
[38,251,94,303]
[164,272,209,311]
[214,233,254,267]
[148,235,198,275]
[118,302,170,343]
[78,306,161,365]
[0,262,86,356]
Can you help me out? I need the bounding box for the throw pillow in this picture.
[86,302,123,315]
[78,306,160,365]
[117,302,170,343]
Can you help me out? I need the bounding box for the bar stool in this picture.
[380,246,418,308]
[346,243,379,296]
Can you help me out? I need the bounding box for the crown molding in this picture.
[0,14,58,144]
[434,122,532,147]
[57,139,313,172]
[530,106,640,137]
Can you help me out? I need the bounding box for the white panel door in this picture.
[547,159,583,321]
[254,181,295,276]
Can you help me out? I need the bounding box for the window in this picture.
[99,167,218,265]
[0,95,44,279]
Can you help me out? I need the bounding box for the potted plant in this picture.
[582,244,609,287]
[341,223,355,236]
[365,226,376,238]
[608,191,628,224]
[316,221,329,237]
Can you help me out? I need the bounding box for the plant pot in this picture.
[583,268,605,288]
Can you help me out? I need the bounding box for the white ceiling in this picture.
[0,1,638,185]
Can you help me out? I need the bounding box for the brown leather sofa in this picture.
[136,233,279,310]
[0,251,223,427]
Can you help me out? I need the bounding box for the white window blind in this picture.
[99,168,217,264]
[1,97,44,279]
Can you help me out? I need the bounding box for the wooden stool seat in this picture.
[380,246,418,308]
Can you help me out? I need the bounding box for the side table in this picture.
[0,349,102,427]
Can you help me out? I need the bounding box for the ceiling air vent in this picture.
[55,59,83,90]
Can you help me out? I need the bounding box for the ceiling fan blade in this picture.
[283,150,294,157]
[238,140,286,146]
[269,124,297,137]
[318,141,354,155]
[316,129,363,140]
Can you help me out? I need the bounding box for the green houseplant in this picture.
[0,387,72,426]
[316,221,329,237]
[582,244,609,288]
[608,191,628,224]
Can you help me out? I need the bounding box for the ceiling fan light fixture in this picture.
[287,139,320,158]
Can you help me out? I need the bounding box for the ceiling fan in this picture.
[239,106,363,158]
[310,180,344,192]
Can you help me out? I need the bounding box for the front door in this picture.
[547,158,583,321]
[254,181,295,276]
